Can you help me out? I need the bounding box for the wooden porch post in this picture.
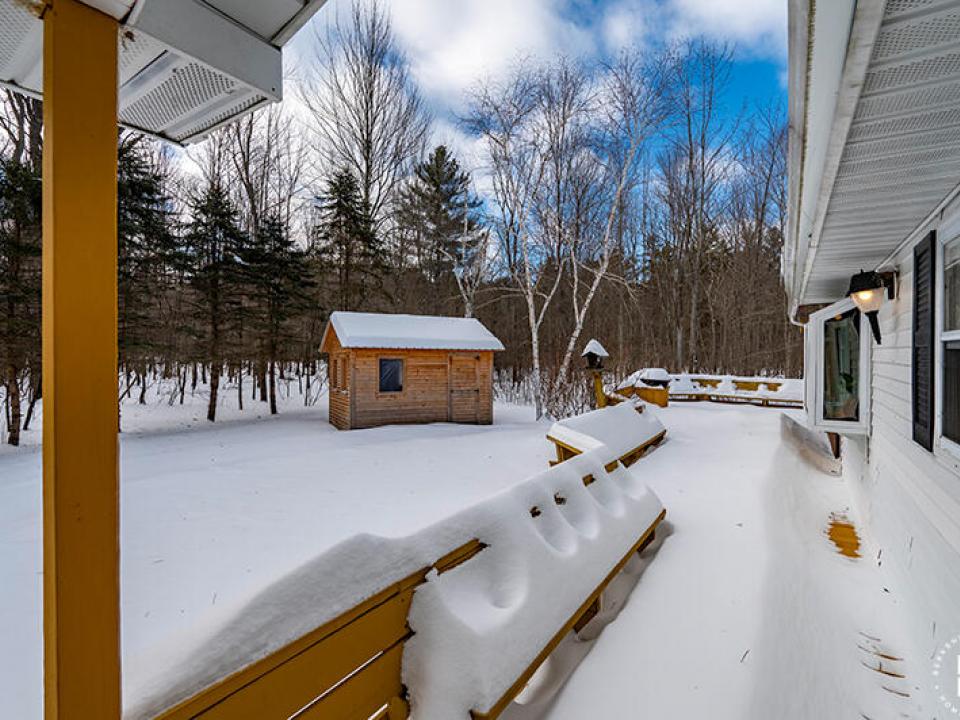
[42,1,121,717]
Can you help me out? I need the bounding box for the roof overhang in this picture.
[785,0,960,316]
[0,0,329,144]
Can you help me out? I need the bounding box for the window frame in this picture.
[936,234,960,461]
[805,297,872,436]
[377,357,404,394]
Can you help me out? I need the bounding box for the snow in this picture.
[530,404,927,720]
[324,311,505,350]
[546,401,664,457]
[639,367,670,382]
[668,372,700,394]
[580,339,609,358]
[1,392,932,719]
[616,371,805,403]
[0,392,551,719]
[403,440,663,718]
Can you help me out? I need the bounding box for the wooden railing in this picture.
[470,508,666,719]
[155,541,485,720]
[154,423,665,720]
[151,513,665,720]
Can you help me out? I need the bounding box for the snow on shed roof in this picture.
[323,312,505,351]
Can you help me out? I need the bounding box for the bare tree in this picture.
[467,65,558,418]
[300,0,430,236]
[551,50,671,388]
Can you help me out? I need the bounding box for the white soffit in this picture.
[0,0,327,144]
[802,0,960,302]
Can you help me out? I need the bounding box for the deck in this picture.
[0,402,923,718]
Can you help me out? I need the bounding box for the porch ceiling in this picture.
[795,0,960,305]
[0,0,327,144]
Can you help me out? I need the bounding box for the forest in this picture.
[0,1,800,444]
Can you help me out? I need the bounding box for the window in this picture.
[379,358,403,393]
[944,341,960,445]
[805,298,871,435]
[942,237,960,447]
[822,308,861,422]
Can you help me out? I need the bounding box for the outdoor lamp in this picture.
[847,269,885,344]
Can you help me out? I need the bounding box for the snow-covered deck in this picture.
[0,400,926,718]
[0,402,551,718]
[539,404,920,720]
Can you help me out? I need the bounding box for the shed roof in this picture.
[321,312,505,352]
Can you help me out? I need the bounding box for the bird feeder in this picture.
[582,339,610,407]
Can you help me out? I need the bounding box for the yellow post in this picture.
[591,370,607,408]
[42,1,120,718]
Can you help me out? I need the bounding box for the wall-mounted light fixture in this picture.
[847,269,897,344]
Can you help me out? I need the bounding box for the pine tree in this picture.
[242,213,313,414]
[397,145,482,289]
[183,182,245,422]
[0,156,41,445]
[117,137,175,401]
[314,169,382,311]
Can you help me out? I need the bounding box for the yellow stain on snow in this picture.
[827,513,861,558]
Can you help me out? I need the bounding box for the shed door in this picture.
[450,355,480,423]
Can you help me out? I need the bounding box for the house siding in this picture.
[844,204,960,667]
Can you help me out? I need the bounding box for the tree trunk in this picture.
[269,359,278,415]
[6,365,21,446]
[23,375,41,431]
[208,362,220,422]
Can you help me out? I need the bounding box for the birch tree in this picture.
[466,67,557,418]
[551,50,670,389]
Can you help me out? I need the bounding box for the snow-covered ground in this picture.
[0,395,930,718]
[0,394,551,718]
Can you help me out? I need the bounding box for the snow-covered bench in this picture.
[546,400,667,471]
[137,418,666,720]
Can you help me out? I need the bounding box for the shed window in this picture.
[379,359,403,393]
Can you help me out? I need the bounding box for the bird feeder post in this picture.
[581,339,610,410]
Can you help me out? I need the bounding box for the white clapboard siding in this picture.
[847,215,960,666]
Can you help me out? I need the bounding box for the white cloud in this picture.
[601,0,786,59]
[388,0,595,110]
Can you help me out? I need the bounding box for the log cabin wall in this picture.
[325,332,351,430]
[347,349,494,430]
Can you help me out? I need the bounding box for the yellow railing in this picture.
[155,541,485,720]
[151,510,666,720]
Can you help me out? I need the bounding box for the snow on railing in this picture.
[618,371,804,409]
[136,406,666,720]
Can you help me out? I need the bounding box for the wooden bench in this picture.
[546,402,667,471]
[470,508,666,720]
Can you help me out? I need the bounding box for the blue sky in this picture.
[291,0,787,163]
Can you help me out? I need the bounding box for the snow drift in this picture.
[123,406,665,720]
[403,440,663,718]
[547,400,665,458]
